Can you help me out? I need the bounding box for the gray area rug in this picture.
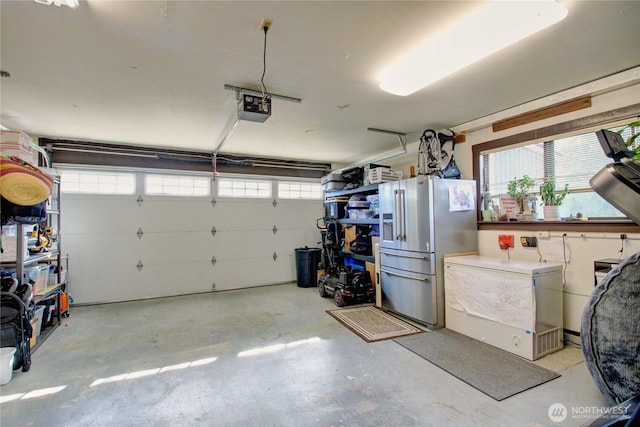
[327,305,423,342]
[394,328,560,401]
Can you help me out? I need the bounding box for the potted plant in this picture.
[507,174,535,214]
[540,179,569,221]
[617,120,640,160]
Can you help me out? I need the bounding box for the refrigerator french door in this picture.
[378,176,478,329]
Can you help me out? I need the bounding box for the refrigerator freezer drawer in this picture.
[380,249,434,275]
[380,266,436,326]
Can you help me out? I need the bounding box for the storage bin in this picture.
[0,225,29,263]
[40,298,56,328]
[48,269,67,285]
[367,168,402,184]
[32,305,45,337]
[325,198,348,219]
[0,347,16,385]
[25,265,48,294]
[344,257,365,272]
[59,293,68,313]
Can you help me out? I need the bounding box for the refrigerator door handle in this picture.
[380,250,429,261]
[381,268,429,282]
[397,189,406,241]
[394,189,401,241]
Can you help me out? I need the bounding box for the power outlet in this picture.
[498,234,514,250]
[520,236,538,247]
[512,334,522,348]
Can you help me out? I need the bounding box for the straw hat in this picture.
[0,156,54,206]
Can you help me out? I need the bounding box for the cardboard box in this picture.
[1,131,37,165]
[365,261,377,287]
[29,317,39,348]
[343,225,356,253]
[371,236,380,251]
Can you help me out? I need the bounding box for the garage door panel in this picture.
[210,257,286,290]
[73,261,215,304]
[212,200,278,227]
[64,232,140,266]
[140,198,214,231]
[138,232,212,264]
[212,229,274,259]
[136,261,214,297]
[63,196,140,234]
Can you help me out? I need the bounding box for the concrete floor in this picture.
[1,283,608,427]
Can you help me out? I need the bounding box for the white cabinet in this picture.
[444,255,563,360]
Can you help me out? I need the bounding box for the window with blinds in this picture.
[483,123,639,219]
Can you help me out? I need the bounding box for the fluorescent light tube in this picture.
[34,0,79,9]
[378,0,568,96]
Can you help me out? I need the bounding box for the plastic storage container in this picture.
[32,305,45,337]
[294,247,321,288]
[25,265,49,294]
[0,347,16,385]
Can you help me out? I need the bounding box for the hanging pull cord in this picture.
[212,152,218,180]
[260,25,268,101]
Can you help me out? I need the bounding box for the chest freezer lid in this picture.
[444,255,562,275]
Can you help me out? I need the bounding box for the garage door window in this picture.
[277,182,322,199]
[60,170,135,195]
[145,174,211,197]
[217,178,271,198]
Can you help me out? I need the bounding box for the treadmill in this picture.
[590,128,640,225]
[584,128,640,427]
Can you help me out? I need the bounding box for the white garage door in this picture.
[61,170,324,304]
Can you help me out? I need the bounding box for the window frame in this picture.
[472,103,640,233]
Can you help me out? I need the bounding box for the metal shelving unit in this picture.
[1,175,69,351]
[323,183,379,270]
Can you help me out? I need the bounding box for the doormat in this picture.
[326,305,424,342]
[393,329,560,401]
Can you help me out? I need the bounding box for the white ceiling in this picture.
[1,0,639,166]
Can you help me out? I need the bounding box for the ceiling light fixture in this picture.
[378,0,568,96]
[34,0,79,9]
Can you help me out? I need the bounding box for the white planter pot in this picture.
[543,205,561,221]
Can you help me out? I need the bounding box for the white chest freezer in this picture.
[444,255,563,360]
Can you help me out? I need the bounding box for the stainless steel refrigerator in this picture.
[378,176,478,329]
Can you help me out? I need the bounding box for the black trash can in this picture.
[295,247,321,288]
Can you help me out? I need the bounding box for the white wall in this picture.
[62,174,324,304]
[385,67,640,343]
